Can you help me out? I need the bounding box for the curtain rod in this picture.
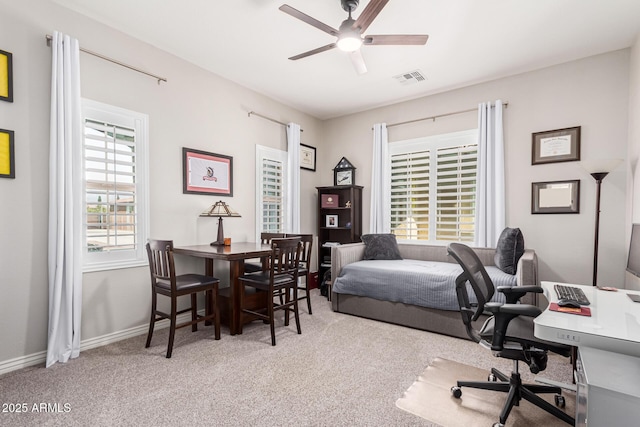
[248,111,304,132]
[386,101,509,129]
[45,35,167,85]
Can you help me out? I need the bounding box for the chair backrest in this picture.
[270,237,302,282]
[447,242,496,342]
[146,239,177,290]
[285,233,313,269]
[260,232,286,244]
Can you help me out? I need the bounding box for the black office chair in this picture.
[446,242,574,427]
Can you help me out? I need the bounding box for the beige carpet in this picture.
[396,358,575,427]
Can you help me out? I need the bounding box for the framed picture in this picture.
[300,143,316,171]
[321,194,339,208]
[326,214,338,228]
[531,180,580,214]
[0,129,15,178]
[0,49,13,103]
[532,126,580,165]
[182,147,233,196]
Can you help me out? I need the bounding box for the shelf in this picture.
[320,207,352,210]
[320,227,352,230]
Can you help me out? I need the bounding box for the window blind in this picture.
[390,150,430,240]
[261,157,284,233]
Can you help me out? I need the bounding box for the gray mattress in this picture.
[331,259,517,311]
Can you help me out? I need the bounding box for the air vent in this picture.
[393,70,427,86]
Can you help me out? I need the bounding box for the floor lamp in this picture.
[583,159,622,286]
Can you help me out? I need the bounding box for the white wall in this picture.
[0,0,323,365]
[322,51,630,287]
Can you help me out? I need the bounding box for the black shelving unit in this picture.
[316,185,363,286]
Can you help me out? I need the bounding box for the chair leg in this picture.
[284,288,290,327]
[211,288,221,340]
[238,283,245,335]
[166,296,178,358]
[268,290,276,346]
[191,293,198,332]
[145,292,157,348]
[305,273,312,315]
[293,286,301,334]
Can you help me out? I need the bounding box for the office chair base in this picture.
[452,368,575,426]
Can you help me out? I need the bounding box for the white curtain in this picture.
[286,122,301,233]
[47,31,83,367]
[370,123,390,233]
[474,100,505,247]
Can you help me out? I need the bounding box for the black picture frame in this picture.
[300,143,316,171]
[182,147,233,196]
[531,180,580,214]
[0,128,15,179]
[333,157,356,186]
[532,126,581,165]
[0,49,13,103]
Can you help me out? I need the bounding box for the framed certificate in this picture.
[531,180,580,214]
[532,126,580,165]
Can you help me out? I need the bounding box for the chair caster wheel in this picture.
[492,423,505,427]
[554,394,566,408]
[451,386,462,398]
[488,373,497,382]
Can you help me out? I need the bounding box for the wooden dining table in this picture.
[174,242,272,335]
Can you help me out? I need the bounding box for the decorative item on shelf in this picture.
[532,126,581,165]
[582,158,623,286]
[333,157,356,186]
[345,222,351,229]
[321,194,339,208]
[200,200,241,246]
[345,200,351,208]
[326,214,338,228]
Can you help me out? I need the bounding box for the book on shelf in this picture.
[322,242,342,247]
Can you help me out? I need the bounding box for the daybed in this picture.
[330,241,539,340]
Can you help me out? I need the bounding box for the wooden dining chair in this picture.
[145,239,221,358]
[244,232,286,273]
[238,237,302,346]
[285,233,314,314]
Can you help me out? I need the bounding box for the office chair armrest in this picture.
[497,285,543,304]
[488,303,543,350]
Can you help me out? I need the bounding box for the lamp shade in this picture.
[581,159,623,175]
[200,200,241,218]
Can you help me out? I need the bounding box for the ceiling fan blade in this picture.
[353,0,389,33]
[349,49,368,75]
[364,34,429,45]
[288,43,337,60]
[279,4,339,36]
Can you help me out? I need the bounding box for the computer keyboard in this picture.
[554,284,591,305]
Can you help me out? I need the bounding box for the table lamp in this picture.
[582,159,623,286]
[200,200,241,246]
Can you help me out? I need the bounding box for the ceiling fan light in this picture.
[337,32,362,52]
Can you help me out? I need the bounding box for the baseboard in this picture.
[0,312,196,376]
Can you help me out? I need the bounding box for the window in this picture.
[82,99,149,271]
[255,145,288,239]
[389,129,477,244]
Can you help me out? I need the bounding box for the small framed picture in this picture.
[300,143,316,171]
[532,126,581,165]
[182,147,233,196]
[532,180,580,214]
[0,49,13,103]
[0,128,15,179]
[326,214,338,228]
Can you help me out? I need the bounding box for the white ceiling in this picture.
[53,0,640,120]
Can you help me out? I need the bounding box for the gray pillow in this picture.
[494,227,524,275]
[361,234,403,260]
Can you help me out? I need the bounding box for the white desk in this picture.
[534,281,640,357]
[534,281,640,426]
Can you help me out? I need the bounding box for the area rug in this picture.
[396,358,575,427]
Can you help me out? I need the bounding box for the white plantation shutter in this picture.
[82,100,149,271]
[390,150,430,240]
[256,145,288,239]
[435,144,477,242]
[388,129,477,244]
[262,157,284,233]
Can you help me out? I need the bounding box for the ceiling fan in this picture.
[279,0,428,75]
